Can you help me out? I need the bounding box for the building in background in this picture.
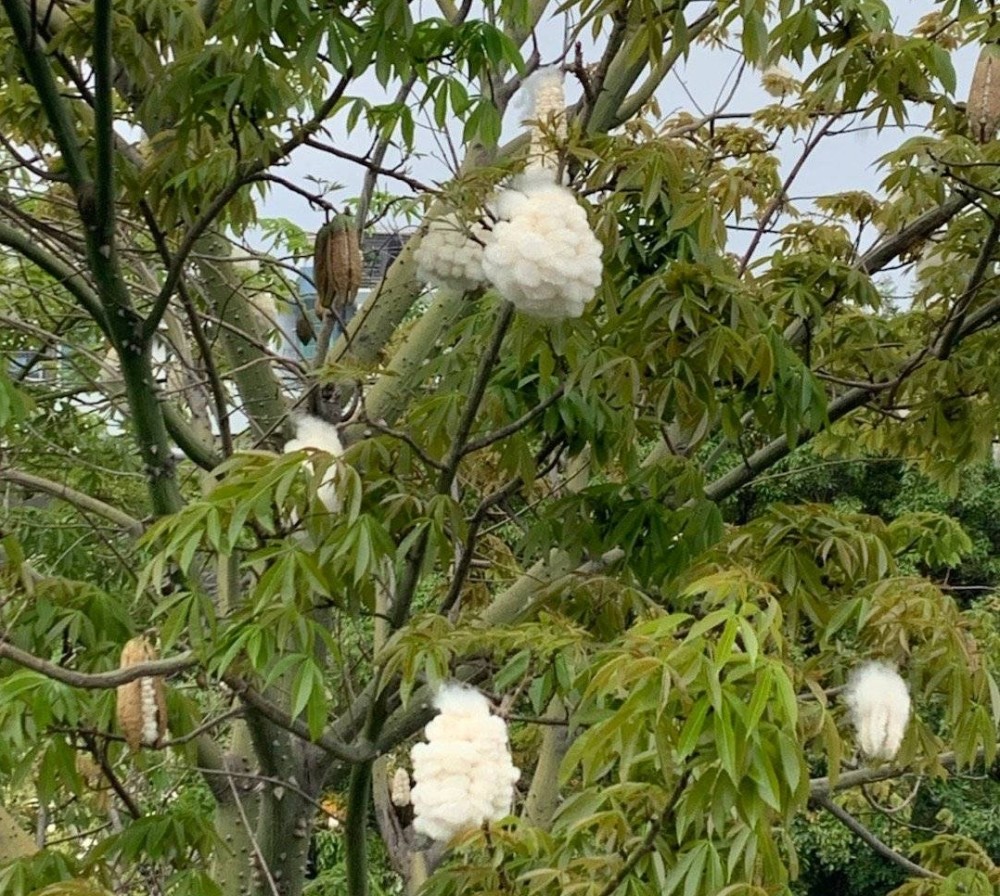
[278,230,407,364]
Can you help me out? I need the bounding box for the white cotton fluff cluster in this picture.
[282,415,343,513]
[414,215,490,294]
[481,173,603,318]
[139,677,161,747]
[390,767,411,808]
[845,661,911,761]
[519,67,567,167]
[409,685,520,843]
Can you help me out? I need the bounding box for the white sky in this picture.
[254,0,975,273]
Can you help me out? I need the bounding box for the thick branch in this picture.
[2,0,89,187]
[0,468,144,535]
[224,675,372,763]
[860,193,971,275]
[613,7,720,125]
[194,234,289,445]
[92,0,114,251]
[162,403,223,470]
[809,751,964,797]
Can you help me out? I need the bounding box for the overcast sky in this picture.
[253,1,976,268]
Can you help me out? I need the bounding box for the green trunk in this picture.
[196,233,289,447]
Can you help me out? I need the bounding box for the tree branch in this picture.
[592,771,691,896]
[92,0,114,254]
[1,0,89,187]
[303,138,432,193]
[142,73,353,340]
[223,675,372,763]
[0,640,195,687]
[0,221,106,329]
[860,193,972,275]
[935,213,1000,360]
[705,285,1000,504]
[0,468,144,535]
[808,751,966,798]
[739,114,839,275]
[613,7,720,126]
[162,402,223,470]
[438,301,516,487]
[461,386,565,455]
[811,793,941,880]
[138,200,234,457]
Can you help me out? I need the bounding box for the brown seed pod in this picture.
[968,44,1000,144]
[313,215,363,321]
[115,636,168,752]
[295,313,315,345]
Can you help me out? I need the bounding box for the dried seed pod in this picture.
[116,636,168,751]
[313,215,363,320]
[295,313,315,345]
[968,44,1000,144]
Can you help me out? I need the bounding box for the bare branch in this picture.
[223,675,373,763]
[0,640,195,688]
[812,793,941,880]
[0,468,144,535]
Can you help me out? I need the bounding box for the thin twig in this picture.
[462,386,566,455]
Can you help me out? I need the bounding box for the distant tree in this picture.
[1,2,1000,896]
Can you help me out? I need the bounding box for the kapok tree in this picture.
[0,1,999,896]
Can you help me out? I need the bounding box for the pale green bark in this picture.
[356,287,470,429]
[195,234,289,447]
[523,697,570,827]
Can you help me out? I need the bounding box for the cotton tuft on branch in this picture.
[414,215,490,294]
[283,415,344,513]
[390,767,411,807]
[844,661,911,761]
[519,66,566,169]
[482,173,603,319]
[409,684,520,843]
